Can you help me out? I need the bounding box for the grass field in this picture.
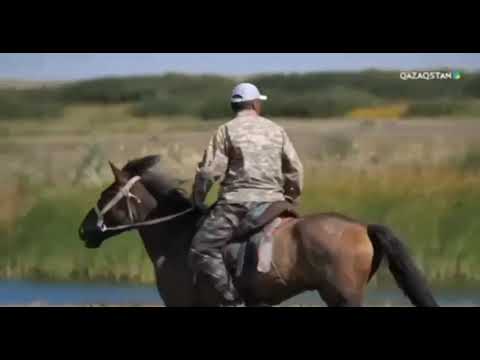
[2,104,480,287]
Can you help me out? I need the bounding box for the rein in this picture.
[94,175,194,232]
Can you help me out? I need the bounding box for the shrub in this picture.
[406,100,468,117]
[1,71,480,120]
[0,89,64,120]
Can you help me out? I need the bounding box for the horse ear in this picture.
[109,161,128,183]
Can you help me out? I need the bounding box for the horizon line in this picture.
[1,67,478,83]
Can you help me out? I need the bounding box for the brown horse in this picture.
[78,155,438,307]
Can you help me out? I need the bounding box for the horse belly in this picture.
[247,218,305,303]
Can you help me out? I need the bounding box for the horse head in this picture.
[78,156,161,249]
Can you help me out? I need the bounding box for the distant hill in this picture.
[0,79,69,90]
[1,71,479,120]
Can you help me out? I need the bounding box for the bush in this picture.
[131,95,193,117]
[198,98,232,120]
[1,71,480,120]
[60,77,160,104]
[405,100,472,117]
[0,89,64,120]
[463,76,480,98]
[249,70,478,101]
[264,86,382,118]
[60,74,235,105]
[457,148,480,173]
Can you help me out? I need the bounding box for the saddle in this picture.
[223,201,299,281]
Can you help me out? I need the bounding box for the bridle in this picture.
[94,175,194,232]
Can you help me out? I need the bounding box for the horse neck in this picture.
[137,197,198,262]
[137,206,199,307]
[138,214,196,262]
[135,177,195,258]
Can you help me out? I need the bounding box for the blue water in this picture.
[0,280,161,306]
[0,280,478,306]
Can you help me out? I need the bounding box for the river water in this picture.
[0,280,478,306]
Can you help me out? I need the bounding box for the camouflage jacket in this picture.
[192,109,304,204]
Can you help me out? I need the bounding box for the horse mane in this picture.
[123,155,162,175]
[122,155,192,208]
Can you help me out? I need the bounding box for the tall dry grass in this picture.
[1,162,480,286]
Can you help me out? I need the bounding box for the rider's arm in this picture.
[281,129,304,202]
[192,125,229,207]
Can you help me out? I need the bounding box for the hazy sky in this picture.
[0,53,479,81]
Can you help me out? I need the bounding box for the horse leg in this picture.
[315,265,369,307]
[309,226,372,307]
[245,300,272,307]
[317,286,364,307]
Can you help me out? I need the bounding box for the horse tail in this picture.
[367,224,439,307]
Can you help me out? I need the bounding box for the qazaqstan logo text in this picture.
[400,71,463,80]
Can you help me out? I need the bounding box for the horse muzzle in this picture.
[78,208,106,248]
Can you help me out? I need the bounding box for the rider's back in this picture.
[218,110,302,203]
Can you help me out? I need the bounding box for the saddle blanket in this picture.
[224,215,297,278]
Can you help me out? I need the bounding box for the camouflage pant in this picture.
[188,201,263,303]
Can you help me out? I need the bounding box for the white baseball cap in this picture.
[230,83,268,103]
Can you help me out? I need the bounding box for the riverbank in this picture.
[1,279,478,307]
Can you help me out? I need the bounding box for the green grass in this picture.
[0,186,154,284]
[301,167,480,285]
[2,165,480,286]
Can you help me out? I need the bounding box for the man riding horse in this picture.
[188,83,304,306]
[79,84,439,307]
